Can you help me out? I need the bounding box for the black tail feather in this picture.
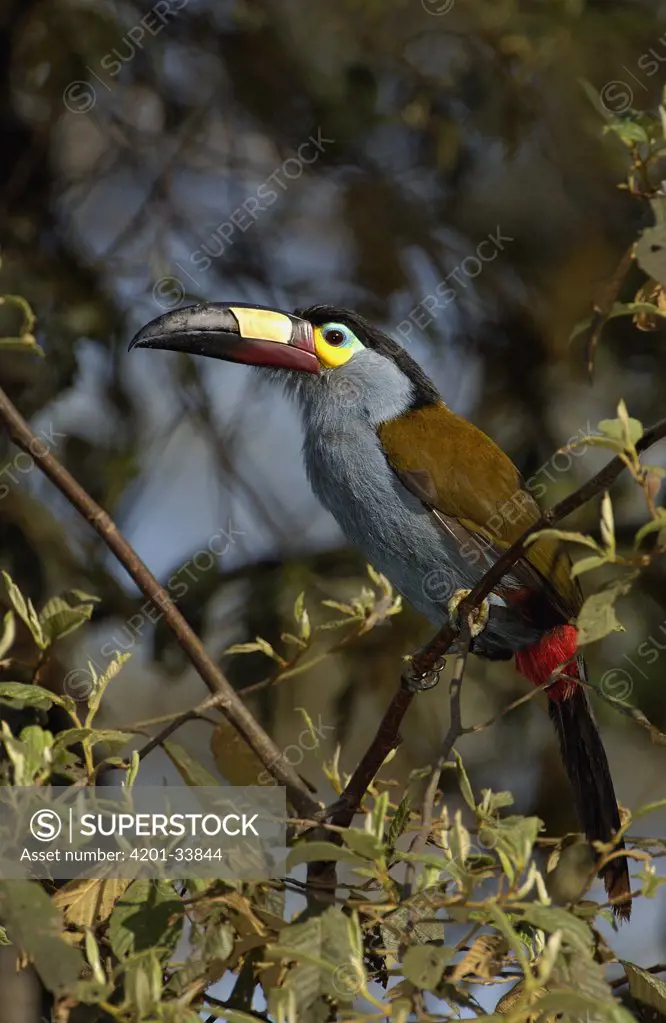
[548,674,631,920]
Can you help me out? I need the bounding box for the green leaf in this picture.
[479,789,514,814]
[2,572,46,649]
[599,415,644,447]
[39,594,96,643]
[519,905,593,955]
[525,529,601,551]
[0,611,15,659]
[448,810,471,868]
[634,510,666,548]
[53,728,133,755]
[11,727,69,784]
[108,880,183,961]
[396,848,463,871]
[18,725,53,780]
[576,585,627,645]
[485,815,542,883]
[401,945,454,991]
[84,930,105,986]
[0,880,83,995]
[163,740,221,787]
[254,636,283,662]
[84,652,131,723]
[65,589,101,604]
[571,432,626,454]
[294,706,321,756]
[453,750,476,809]
[636,863,666,898]
[636,198,666,288]
[341,827,385,860]
[266,906,363,1011]
[371,789,389,842]
[531,989,634,1023]
[317,616,359,630]
[293,592,311,641]
[622,962,666,1021]
[570,555,609,578]
[616,399,644,444]
[286,840,365,869]
[125,955,163,1015]
[224,641,266,655]
[597,420,625,442]
[604,120,650,145]
[600,491,615,556]
[320,599,358,617]
[387,795,411,853]
[0,682,65,711]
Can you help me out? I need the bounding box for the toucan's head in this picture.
[129,302,439,420]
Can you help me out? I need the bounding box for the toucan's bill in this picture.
[128,303,320,374]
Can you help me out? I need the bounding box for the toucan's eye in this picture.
[313,320,363,368]
[321,322,358,347]
[324,328,345,346]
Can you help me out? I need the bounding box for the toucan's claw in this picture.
[448,588,490,638]
[402,656,447,692]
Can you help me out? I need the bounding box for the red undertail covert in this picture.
[515,624,580,701]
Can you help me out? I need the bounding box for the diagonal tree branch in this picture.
[0,385,320,819]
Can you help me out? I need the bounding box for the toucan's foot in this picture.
[448,588,490,638]
[401,656,447,692]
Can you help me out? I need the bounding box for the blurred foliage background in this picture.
[1,0,665,977]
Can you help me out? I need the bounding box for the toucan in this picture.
[129,302,631,918]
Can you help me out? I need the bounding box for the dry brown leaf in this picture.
[496,982,555,1023]
[226,933,268,972]
[449,934,509,982]
[51,877,131,929]
[496,979,527,1014]
[633,281,666,331]
[211,720,267,785]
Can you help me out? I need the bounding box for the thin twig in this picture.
[0,385,320,819]
[584,243,636,381]
[405,617,472,895]
[136,692,231,761]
